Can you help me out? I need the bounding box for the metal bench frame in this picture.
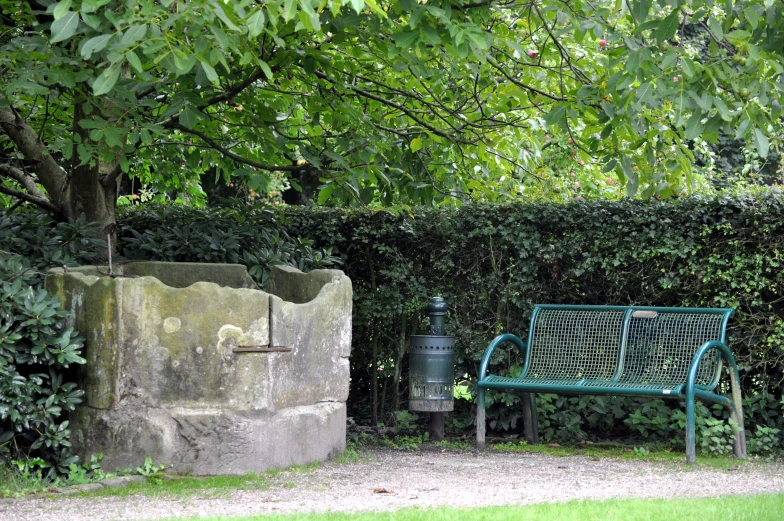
[476,304,747,462]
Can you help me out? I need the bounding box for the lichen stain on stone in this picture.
[217,324,244,358]
[163,317,182,333]
[217,321,269,358]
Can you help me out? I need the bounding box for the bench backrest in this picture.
[524,305,733,389]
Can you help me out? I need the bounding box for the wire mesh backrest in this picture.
[527,309,626,380]
[620,312,724,388]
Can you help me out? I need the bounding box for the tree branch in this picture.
[168,123,305,172]
[0,178,62,215]
[0,105,66,200]
[0,163,49,200]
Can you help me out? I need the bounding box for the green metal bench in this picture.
[476,305,747,462]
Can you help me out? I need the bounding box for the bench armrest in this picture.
[478,333,528,382]
[685,340,741,394]
[684,340,747,460]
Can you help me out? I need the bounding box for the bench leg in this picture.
[522,392,539,444]
[729,369,747,459]
[477,387,486,451]
[686,395,697,463]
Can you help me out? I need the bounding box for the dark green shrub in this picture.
[118,205,341,287]
[118,195,784,452]
[0,212,104,478]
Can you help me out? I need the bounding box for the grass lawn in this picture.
[159,494,784,521]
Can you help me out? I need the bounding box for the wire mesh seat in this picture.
[476,304,747,463]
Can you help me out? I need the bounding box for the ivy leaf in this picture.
[92,65,120,96]
[50,11,80,43]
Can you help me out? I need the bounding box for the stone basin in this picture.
[45,262,352,475]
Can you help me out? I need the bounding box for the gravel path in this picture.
[3,448,784,521]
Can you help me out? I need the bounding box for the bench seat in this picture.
[476,304,747,463]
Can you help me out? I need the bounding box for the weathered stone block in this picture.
[45,262,352,474]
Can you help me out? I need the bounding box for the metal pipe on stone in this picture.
[408,297,455,441]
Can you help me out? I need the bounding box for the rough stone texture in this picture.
[44,262,352,475]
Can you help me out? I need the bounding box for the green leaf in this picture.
[179,107,199,129]
[735,117,752,139]
[201,61,219,83]
[543,105,566,126]
[626,51,642,74]
[53,0,73,20]
[707,17,723,40]
[621,156,639,196]
[303,55,316,74]
[126,51,143,73]
[92,65,120,96]
[282,0,297,22]
[726,30,751,47]
[349,0,365,14]
[213,3,240,31]
[410,136,423,152]
[713,96,732,121]
[121,25,147,46]
[681,58,696,78]
[318,185,335,204]
[259,60,273,80]
[754,128,769,158]
[632,0,652,23]
[247,9,266,38]
[635,83,653,105]
[50,11,80,43]
[684,113,704,140]
[393,30,419,48]
[81,34,112,60]
[653,11,680,43]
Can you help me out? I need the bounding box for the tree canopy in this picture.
[1,0,783,232]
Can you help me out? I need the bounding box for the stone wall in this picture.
[45,262,352,474]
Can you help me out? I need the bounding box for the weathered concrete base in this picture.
[72,402,347,474]
[45,262,352,475]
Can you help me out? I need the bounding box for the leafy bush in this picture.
[118,195,784,453]
[117,205,341,287]
[0,212,104,478]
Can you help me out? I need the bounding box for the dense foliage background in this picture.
[0,213,103,478]
[116,193,784,455]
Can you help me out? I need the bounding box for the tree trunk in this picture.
[62,102,121,247]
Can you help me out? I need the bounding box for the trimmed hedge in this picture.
[117,195,784,453]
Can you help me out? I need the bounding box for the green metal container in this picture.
[409,297,455,413]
